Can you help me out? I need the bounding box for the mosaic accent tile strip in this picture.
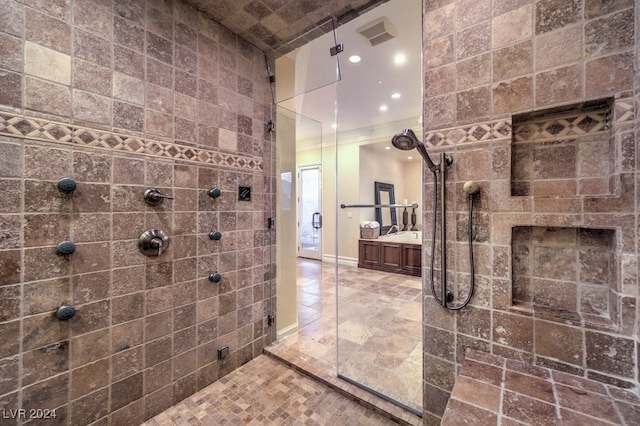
[0,111,263,172]
[613,98,634,124]
[424,99,633,147]
[424,120,512,147]
[513,111,610,143]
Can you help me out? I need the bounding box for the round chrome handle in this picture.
[209,272,222,283]
[209,231,222,241]
[138,229,170,256]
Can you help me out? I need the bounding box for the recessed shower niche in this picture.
[511,98,614,197]
[512,226,617,323]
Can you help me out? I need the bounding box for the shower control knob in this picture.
[56,305,76,321]
[209,272,222,283]
[207,188,221,198]
[57,177,77,194]
[144,188,174,205]
[209,231,222,241]
[138,229,170,257]
[56,241,76,256]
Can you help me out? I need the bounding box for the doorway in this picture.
[298,165,322,260]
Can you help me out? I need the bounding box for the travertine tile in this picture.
[25,41,71,85]
[25,8,71,54]
[0,0,24,38]
[456,21,491,60]
[73,89,112,125]
[585,52,634,97]
[534,0,582,35]
[74,29,111,68]
[113,72,145,105]
[25,76,72,116]
[535,24,582,70]
[535,64,583,107]
[492,5,532,49]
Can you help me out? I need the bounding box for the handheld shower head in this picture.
[391,128,418,150]
[463,181,480,196]
[391,129,438,172]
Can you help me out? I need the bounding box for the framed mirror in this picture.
[374,181,397,234]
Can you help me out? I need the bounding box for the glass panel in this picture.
[275,19,341,104]
[274,18,338,338]
[335,0,423,415]
[275,106,328,334]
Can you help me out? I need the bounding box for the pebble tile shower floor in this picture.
[142,355,396,425]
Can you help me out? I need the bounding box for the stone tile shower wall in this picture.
[422,0,638,423]
[0,1,274,425]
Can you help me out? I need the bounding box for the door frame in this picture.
[297,163,322,260]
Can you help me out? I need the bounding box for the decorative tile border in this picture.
[0,111,264,172]
[424,98,633,147]
[513,111,610,143]
[424,119,512,147]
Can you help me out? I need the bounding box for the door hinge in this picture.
[330,43,344,56]
[268,217,275,228]
[268,314,275,326]
[267,120,275,133]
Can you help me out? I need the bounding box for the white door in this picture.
[298,165,322,260]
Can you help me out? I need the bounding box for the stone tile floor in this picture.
[442,348,640,425]
[290,259,423,412]
[142,354,398,425]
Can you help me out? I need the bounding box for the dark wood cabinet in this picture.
[358,239,421,276]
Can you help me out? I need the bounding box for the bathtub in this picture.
[378,231,422,244]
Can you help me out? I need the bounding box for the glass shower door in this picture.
[273,20,340,336]
[334,0,423,415]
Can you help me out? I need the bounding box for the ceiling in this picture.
[181,0,422,163]
[180,0,388,58]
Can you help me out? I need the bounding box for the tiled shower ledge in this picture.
[264,341,422,426]
[442,348,640,425]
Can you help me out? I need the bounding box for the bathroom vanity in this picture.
[358,232,422,276]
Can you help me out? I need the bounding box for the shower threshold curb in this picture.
[263,343,422,426]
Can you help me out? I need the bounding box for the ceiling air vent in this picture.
[356,17,397,46]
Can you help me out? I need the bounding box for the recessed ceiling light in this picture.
[379,105,388,112]
[349,55,361,63]
[385,146,391,150]
[408,156,413,160]
[391,93,401,99]
[394,53,406,64]
[331,123,337,129]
